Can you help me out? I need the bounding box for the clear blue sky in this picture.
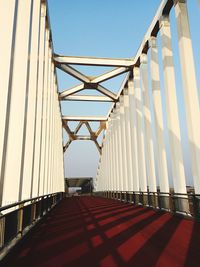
[48,0,200,185]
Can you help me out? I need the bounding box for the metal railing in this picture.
[0,192,64,259]
[95,191,200,220]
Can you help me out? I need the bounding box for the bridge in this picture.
[0,0,200,266]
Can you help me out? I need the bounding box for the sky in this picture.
[48,0,200,186]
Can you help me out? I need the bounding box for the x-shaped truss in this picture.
[54,54,133,102]
[54,54,134,152]
[63,119,106,154]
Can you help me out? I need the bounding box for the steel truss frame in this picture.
[55,54,133,153]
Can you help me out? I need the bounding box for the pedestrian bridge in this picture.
[0,0,200,266]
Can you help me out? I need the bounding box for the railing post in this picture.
[0,217,5,248]
[31,200,37,223]
[17,204,24,236]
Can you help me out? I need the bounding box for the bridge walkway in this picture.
[3,197,200,267]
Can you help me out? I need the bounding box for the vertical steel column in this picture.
[119,96,128,191]
[124,88,134,192]
[1,0,32,205]
[113,108,120,191]
[99,149,103,191]
[110,113,116,192]
[127,78,139,192]
[47,65,54,194]
[107,119,112,191]
[43,47,52,195]
[58,101,64,192]
[134,67,147,192]
[116,103,123,191]
[20,0,41,200]
[49,77,56,194]
[175,0,200,194]
[149,36,169,193]
[140,53,157,193]
[39,28,50,196]
[104,139,108,192]
[31,3,46,197]
[0,0,18,204]
[160,15,187,194]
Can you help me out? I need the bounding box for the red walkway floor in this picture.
[3,196,200,267]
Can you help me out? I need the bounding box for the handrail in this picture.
[0,192,61,213]
[0,192,65,260]
[96,190,200,221]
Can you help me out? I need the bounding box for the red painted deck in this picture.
[3,197,200,267]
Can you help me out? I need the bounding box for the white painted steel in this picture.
[127,79,139,192]
[110,113,116,191]
[0,0,17,204]
[140,53,157,192]
[123,88,134,191]
[119,96,128,191]
[54,55,133,67]
[32,3,47,197]
[39,29,50,196]
[149,36,169,193]
[1,0,33,205]
[20,0,41,200]
[134,67,147,192]
[116,103,123,191]
[62,116,107,122]
[174,0,200,194]
[160,15,187,194]
[0,1,64,205]
[113,109,120,191]
[61,95,114,102]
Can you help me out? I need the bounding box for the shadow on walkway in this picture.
[2,196,200,267]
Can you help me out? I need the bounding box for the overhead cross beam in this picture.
[54,54,134,67]
[61,95,114,102]
[62,116,107,122]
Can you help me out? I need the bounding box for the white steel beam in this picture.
[1,0,33,205]
[92,67,129,84]
[119,96,128,191]
[140,53,157,193]
[174,0,200,194]
[96,85,117,101]
[62,116,107,122]
[160,15,187,194]
[113,108,120,191]
[60,95,114,102]
[56,63,90,83]
[123,88,134,191]
[127,79,139,192]
[54,54,134,67]
[20,0,42,200]
[134,67,147,192]
[59,84,85,98]
[149,36,169,193]
[32,3,46,197]
[0,0,17,204]
[74,136,92,140]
